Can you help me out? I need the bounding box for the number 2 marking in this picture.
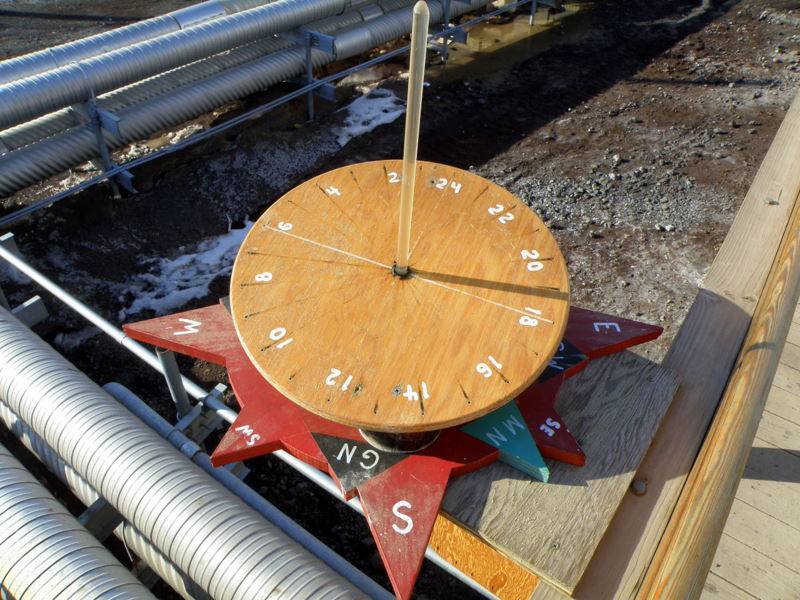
[387,171,401,183]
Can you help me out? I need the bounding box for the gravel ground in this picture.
[2,0,800,598]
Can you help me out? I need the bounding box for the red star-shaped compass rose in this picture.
[123,303,660,599]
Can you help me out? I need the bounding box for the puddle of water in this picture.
[427,2,597,85]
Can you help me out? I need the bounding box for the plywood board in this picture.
[442,350,678,593]
[428,513,540,600]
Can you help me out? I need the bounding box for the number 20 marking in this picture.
[521,250,544,272]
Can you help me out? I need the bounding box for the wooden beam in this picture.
[636,140,800,598]
[558,89,800,600]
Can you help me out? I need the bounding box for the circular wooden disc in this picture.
[230,160,569,432]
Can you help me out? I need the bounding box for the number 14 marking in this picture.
[403,382,430,402]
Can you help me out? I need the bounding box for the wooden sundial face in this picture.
[230,160,570,433]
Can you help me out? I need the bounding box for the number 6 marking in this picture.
[277,222,293,231]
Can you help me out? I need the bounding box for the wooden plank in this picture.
[429,513,540,600]
[778,339,800,369]
[637,156,800,599]
[571,89,800,600]
[703,533,800,599]
[787,319,800,346]
[443,351,678,593]
[700,572,759,600]
[719,498,800,573]
[764,385,800,428]
[754,410,800,456]
[772,361,800,397]
[738,441,800,528]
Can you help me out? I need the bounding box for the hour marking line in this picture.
[264,227,553,323]
[411,274,555,324]
[265,225,390,269]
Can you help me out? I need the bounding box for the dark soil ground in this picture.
[2,0,800,598]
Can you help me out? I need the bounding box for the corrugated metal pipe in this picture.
[0,391,392,600]
[0,442,158,600]
[0,0,359,130]
[0,0,488,196]
[0,305,373,600]
[0,0,280,86]
[0,0,389,153]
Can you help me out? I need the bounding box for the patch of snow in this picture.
[118,221,253,319]
[0,261,30,285]
[334,88,405,147]
[54,326,102,350]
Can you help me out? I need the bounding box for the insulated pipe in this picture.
[0,306,372,600]
[0,443,158,600]
[0,0,491,195]
[0,400,212,600]
[0,0,386,153]
[0,0,277,86]
[0,392,392,600]
[0,0,354,130]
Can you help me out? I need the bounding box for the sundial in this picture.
[123,5,663,598]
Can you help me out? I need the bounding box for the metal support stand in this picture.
[291,29,338,121]
[0,233,48,326]
[437,0,470,62]
[84,99,136,199]
[156,348,193,418]
[78,497,125,542]
[531,0,538,25]
[174,383,228,443]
